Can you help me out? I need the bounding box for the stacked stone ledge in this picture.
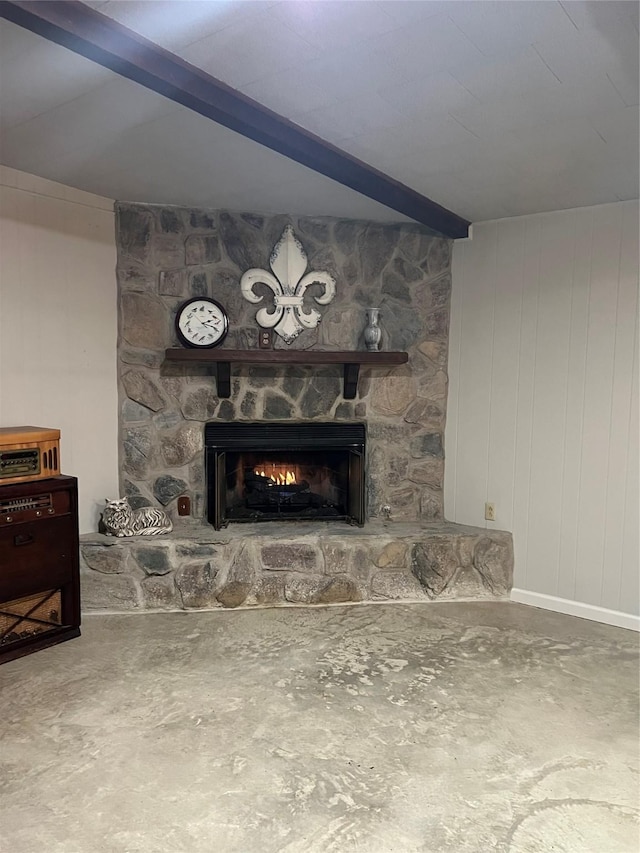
[79,522,514,612]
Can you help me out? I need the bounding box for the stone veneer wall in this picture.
[115,203,452,524]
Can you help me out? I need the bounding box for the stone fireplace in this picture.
[78,202,514,611]
[115,204,450,523]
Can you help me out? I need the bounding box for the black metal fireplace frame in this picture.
[205,422,366,529]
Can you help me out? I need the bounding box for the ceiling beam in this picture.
[0,0,471,238]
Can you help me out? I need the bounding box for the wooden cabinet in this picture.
[0,476,80,664]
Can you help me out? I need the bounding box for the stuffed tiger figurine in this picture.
[102,497,173,537]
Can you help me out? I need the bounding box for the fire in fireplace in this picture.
[228,452,347,520]
[205,423,366,528]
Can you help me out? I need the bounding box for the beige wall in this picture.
[0,166,119,533]
[447,201,639,626]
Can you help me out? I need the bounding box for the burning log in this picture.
[245,470,310,494]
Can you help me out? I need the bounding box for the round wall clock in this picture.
[175,297,229,348]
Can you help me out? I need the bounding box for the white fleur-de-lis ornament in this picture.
[240,226,336,344]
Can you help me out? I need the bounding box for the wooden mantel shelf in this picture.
[164,349,409,399]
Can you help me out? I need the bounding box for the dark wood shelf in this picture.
[164,349,409,399]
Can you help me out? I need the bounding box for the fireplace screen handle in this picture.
[348,449,365,525]
[214,451,227,529]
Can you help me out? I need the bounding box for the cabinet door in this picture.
[0,516,76,599]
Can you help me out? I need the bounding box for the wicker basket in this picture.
[0,589,62,646]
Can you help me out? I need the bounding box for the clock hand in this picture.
[188,315,209,328]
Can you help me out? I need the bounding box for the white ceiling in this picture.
[0,1,638,226]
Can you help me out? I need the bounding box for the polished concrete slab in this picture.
[1,602,638,853]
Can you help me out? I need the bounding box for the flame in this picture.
[255,467,297,486]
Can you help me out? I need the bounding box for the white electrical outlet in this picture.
[485,502,496,521]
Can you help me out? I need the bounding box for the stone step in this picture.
[79,520,513,612]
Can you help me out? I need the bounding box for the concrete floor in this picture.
[1,603,638,853]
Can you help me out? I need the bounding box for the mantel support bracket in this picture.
[343,364,360,400]
[215,362,232,398]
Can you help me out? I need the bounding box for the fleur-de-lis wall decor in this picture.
[240,226,336,344]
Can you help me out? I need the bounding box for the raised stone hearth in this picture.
[80,521,513,612]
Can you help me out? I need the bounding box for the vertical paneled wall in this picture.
[446,201,638,619]
[0,166,119,533]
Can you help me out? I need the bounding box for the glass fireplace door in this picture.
[205,423,366,529]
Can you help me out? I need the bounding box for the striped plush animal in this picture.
[102,497,172,537]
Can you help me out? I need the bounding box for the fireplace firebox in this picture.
[205,423,366,529]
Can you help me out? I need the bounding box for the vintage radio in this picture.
[0,426,61,486]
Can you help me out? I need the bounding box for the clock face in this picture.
[175,298,229,348]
